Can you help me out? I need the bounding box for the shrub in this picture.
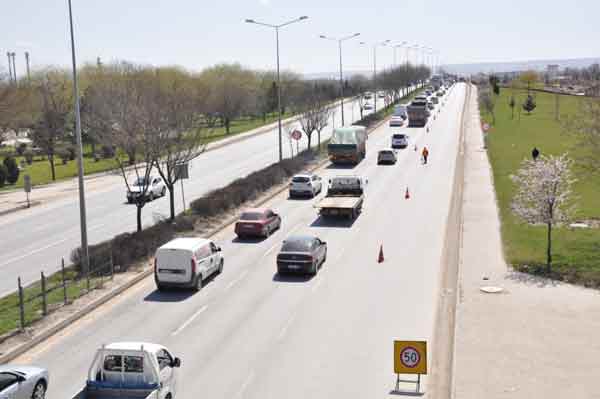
[24,150,34,165]
[0,164,7,187]
[67,146,76,161]
[16,143,27,156]
[3,156,19,184]
[101,145,115,159]
[57,147,70,165]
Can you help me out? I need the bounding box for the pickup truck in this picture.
[72,342,181,399]
[315,176,365,219]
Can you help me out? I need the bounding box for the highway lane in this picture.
[0,93,404,295]
[13,83,465,398]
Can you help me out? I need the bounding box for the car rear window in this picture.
[281,239,312,252]
[240,212,264,220]
[292,176,310,183]
[103,355,144,373]
[393,134,406,139]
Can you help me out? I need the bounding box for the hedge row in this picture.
[71,152,316,272]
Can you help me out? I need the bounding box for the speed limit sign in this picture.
[394,341,427,374]
[400,347,420,368]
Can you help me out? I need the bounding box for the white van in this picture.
[154,238,223,291]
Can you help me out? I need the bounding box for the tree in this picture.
[520,70,539,93]
[150,68,208,221]
[201,64,257,134]
[522,94,536,114]
[28,69,73,181]
[3,156,19,184]
[563,98,600,173]
[478,87,496,124]
[509,96,516,119]
[511,154,575,272]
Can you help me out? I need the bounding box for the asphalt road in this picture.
[0,94,398,296]
[14,83,466,398]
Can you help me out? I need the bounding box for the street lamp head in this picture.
[319,35,327,39]
[245,19,255,23]
[353,33,360,37]
[299,16,308,20]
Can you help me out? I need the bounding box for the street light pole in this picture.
[25,52,31,82]
[360,40,390,114]
[393,41,407,67]
[67,0,90,274]
[10,52,17,83]
[246,16,308,162]
[320,33,360,127]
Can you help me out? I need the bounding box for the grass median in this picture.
[480,87,600,287]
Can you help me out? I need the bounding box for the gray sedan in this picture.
[0,365,48,399]
[276,235,327,275]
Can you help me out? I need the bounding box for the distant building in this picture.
[547,64,560,78]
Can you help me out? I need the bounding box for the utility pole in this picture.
[360,39,390,115]
[25,52,31,82]
[6,52,13,83]
[10,52,17,83]
[67,0,90,275]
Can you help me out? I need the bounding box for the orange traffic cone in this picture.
[405,187,410,199]
[378,245,385,263]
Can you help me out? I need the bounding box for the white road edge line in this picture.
[235,371,255,399]
[311,276,325,293]
[277,313,296,341]
[262,242,280,258]
[171,305,208,336]
[225,270,249,291]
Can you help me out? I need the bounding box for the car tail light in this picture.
[191,257,197,275]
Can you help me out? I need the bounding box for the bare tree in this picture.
[28,69,73,181]
[295,86,332,152]
[151,68,208,221]
[511,154,575,272]
[478,87,496,124]
[563,98,600,173]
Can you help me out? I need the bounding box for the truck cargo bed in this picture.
[315,196,361,210]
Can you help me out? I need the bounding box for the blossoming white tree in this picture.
[511,154,575,272]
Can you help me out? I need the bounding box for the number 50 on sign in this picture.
[394,341,427,374]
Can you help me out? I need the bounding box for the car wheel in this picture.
[193,274,203,291]
[31,381,46,399]
[218,259,224,274]
[161,187,166,196]
[322,249,327,264]
[264,226,270,238]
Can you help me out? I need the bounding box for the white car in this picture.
[391,133,409,149]
[363,103,374,111]
[127,175,166,203]
[289,174,322,198]
[389,116,405,127]
[154,237,223,291]
[0,365,48,399]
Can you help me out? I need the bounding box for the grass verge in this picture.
[480,86,600,287]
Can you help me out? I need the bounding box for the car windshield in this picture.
[292,176,310,183]
[133,177,149,186]
[240,212,264,220]
[281,239,312,252]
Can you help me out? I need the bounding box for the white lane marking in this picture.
[262,241,280,258]
[171,305,208,336]
[89,223,105,231]
[287,222,304,236]
[0,237,69,267]
[277,313,296,341]
[235,371,255,399]
[225,270,249,291]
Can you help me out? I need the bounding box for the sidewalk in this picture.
[0,110,306,216]
[452,86,600,398]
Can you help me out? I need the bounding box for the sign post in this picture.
[482,123,490,149]
[291,129,302,156]
[23,175,32,208]
[175,162,189,212]
[393,340,427,393]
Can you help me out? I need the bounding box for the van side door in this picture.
[195,245,212,279]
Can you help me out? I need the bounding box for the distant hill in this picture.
[442,57,600,76]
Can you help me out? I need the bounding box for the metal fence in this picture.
[10,251,114,333]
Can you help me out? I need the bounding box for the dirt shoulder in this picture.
[452,85,600,399]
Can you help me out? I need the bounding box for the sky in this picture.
[1,0,599,78]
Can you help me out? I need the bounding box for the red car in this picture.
[234,208,282,238]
